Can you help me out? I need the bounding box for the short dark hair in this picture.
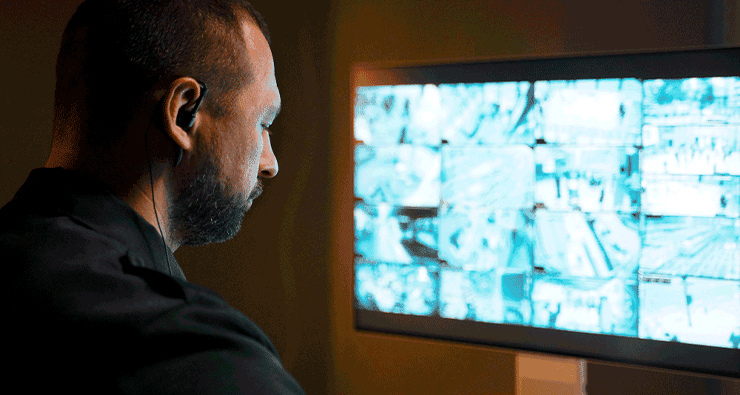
[54,0,270,147]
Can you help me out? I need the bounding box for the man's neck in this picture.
[45,153,180,251]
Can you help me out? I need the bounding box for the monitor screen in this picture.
[352,47,740,378]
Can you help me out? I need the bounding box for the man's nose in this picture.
[259,131,278,178]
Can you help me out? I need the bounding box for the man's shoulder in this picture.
[1,192,305,394]
[1,197,230,325]
[1,197,162,329]
[1,197,127,275]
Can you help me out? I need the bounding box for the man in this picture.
[2,0,305,393]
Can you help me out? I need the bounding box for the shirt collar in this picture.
[13,167,186,281]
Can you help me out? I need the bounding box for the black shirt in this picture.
[2,168,305,394]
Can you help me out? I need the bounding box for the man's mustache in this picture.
[249,179,264,201]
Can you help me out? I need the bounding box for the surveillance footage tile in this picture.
[534,79,642,146]
[641,125,740,176]
[640,216,740,280]
[437,82,535,145]
[531,276,638,337]
[639,276,740,348]
[441,146,534,209]
[355,144,441,207]
[355,260,437,317]
[437,207,533,271]
[355,85,441,146]
[354,202,440,264]
[534,146,640,213]
[641,174,739,218]
[534,211,640,279]
[643,77,740,127]
[438,268,531,325]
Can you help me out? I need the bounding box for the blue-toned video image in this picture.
[535,211,640,279]
[642,175,739,218]
[643,77,740,126]
[439,268,531,325]
[531,276,638,336]
[639,276,740,349]
[641,216,740,280]
[354,76,740,350]
[355,144,441,207]
[442,146,534,209]
[437,82,535,145]
[355,260,437,316]
[534,79,642,146]
[355,202,439,264]
[535,147,640,213]
[642,125,740,176]
[642,78,740,180]
[355,84,439,146]
[438,207,533,271]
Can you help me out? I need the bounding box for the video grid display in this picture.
[354,78,740,349]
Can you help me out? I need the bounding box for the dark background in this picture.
[1,1,739,394]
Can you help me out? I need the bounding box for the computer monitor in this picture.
[352,46,740,378]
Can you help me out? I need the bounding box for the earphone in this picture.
[145,80,209,276]
[173,81,209,167]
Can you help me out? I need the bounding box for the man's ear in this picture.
[161,77,204,155]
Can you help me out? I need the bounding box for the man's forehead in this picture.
[239,17,272,66]
[234,16,279,114]
[240,17,264,46]
[235,18,275,87]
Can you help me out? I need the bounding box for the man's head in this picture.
[169,15,280,246]
[54,0,271,139]
[51,0,280,248]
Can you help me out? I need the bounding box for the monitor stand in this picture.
[517,353,586,395]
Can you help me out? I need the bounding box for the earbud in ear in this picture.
[176,110,197,131]
[175,81,209,130]
[172,81,208,168]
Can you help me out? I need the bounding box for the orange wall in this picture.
[0,0,81,198]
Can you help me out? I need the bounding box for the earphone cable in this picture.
[144,119,173,277]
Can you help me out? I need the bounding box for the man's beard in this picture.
[169,150,263,247]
